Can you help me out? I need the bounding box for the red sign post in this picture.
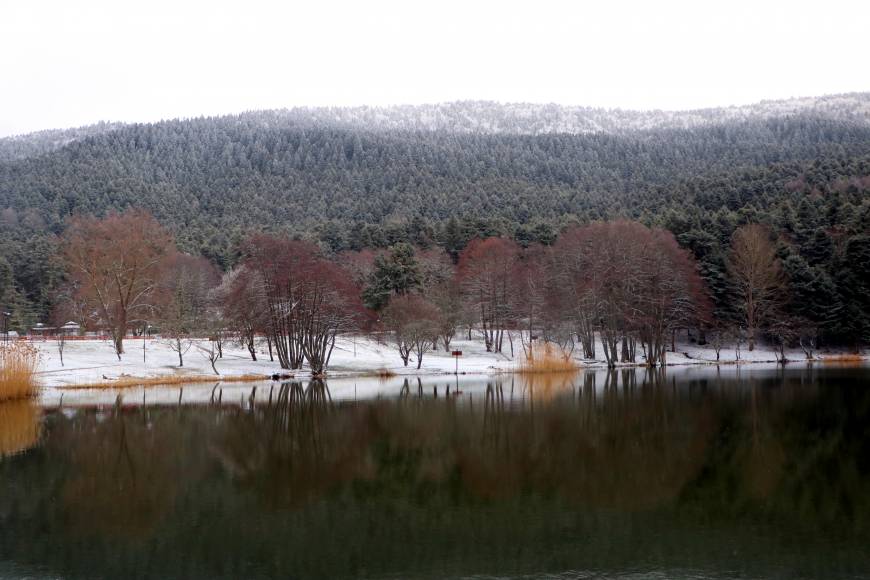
[452,350,462,374]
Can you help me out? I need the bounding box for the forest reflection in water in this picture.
[1,365,869,579]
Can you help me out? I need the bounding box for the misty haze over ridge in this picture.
[2,92,869,162]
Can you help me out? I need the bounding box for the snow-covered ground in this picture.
[33,335,516,388]
[27,333,867,405]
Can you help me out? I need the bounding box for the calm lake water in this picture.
[2,365,870,579]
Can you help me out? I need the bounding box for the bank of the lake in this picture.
[29,335,866,395]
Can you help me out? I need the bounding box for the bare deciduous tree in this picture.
[63,210,175,359]
[196,340,221,375]
[727,225,786,351]
[709,323,733,361]
[296,260,364,376]
[243,234,363,375]
[797,320,818,360]
[49,287,87,367]
[550,222,709,368]
[509,243,550,360]
[243,235,314,370]
[157,254,219,367]
[428,279,462,351]
[769,317,799,364]
[457,237,519,353]
[213,266,268,361]
[382,294,442,369]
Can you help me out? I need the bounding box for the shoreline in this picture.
[21,353,868,410]
[45,352,868,391]
[16,336,867,392]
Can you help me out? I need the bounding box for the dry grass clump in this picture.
[820,354,866,364]
[518,342,579,374]
[61,373,268,390]
[0,343,40,401]
[370,368,398,379]
[824,353,866,361]
[0,400,41,456]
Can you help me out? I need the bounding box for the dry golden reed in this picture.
[0,343,40,401]
[820,354,866,364]
[0,400,41,456]
[517,341,579,374]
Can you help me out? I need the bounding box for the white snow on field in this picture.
[27,333,867,406]
[33,334,516,388]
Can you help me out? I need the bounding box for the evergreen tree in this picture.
[362,243,423,310]
[834,235,870,349]
[0,256,13,307]
[441,217,464,262]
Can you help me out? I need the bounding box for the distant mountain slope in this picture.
[0,122,124,162]
[2,113,869,241]
[271,93,870,134]
[2,93,868,161]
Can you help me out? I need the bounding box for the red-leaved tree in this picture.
[457,237,520,353]
[550,221,709,367]
[242,234,364,374]
[213,266,269,361]
[63,209,175,358]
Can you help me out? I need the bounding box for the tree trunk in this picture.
[114,332,124,359]
[246,334,257,361]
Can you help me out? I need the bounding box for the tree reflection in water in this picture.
[1,366,869,579]
[58,396,183,538]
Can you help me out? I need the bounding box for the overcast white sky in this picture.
[0,0,867,137]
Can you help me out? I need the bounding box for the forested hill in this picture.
[2,92,869,160]
[2,112,870,243]
[1,96,869,341]
[0,122,124,162]
[245,93,870,134]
